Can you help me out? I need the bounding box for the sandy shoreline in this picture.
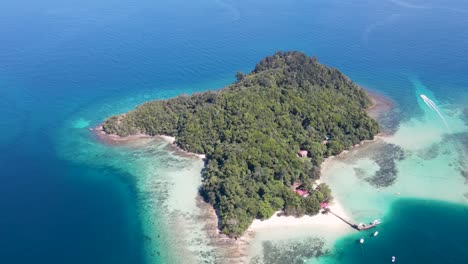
[365,88,399,136]
[243,197,354,263]
[249,199,350,232]
[365,89,394,118]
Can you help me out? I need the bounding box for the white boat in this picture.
[392,256,396,262]
[359,238,364,244]
[374,231,379,236]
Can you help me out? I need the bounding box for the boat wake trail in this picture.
[362,14,401,45]
[389,0,429,9]
[420,94,449,130]
[388,0,468,14]
[214,0,240,22]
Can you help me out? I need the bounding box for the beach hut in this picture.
[295,189,309,197]
[297,150,308,158]
[322,134,332,145]
[292,182,302,189]
[320,202,328,209]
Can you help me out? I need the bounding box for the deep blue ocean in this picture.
[1,0,467,263]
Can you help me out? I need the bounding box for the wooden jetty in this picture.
[324,208,380,231]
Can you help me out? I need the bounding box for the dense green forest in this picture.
[103,51,379,236]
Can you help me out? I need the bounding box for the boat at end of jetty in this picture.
[356,219,381,230]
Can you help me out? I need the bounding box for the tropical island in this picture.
[101,51,379,237]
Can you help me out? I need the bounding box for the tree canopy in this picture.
[102,51,379,237]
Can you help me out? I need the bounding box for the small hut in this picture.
[297,150,308,158]
[295,189,309,197]
[292,182,302,189]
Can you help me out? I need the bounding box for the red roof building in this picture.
[297,150,308,158]
[295,189,309,197]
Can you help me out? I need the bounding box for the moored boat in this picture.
[357,219,381,230]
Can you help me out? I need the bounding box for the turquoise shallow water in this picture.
[0,0,467,263]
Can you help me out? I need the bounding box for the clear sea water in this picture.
[0,0,467,263]
[317,199,468,263]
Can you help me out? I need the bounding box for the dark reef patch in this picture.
[353,167,367,180]
[463,108,468,125]
[456,131,468,151]
[445,132,468,181]
[375,107,401,135]
[416,142,440,160]
[249,237,329,264]
[365,144,405,188]
[365,90,400,135]
[336,140,406,188]
[461,169,468,181]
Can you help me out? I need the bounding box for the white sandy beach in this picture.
[245,197,354,263]
[249,199,351,233]
[157,135,176,144]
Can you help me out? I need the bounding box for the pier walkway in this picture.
[324,208,380,231]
